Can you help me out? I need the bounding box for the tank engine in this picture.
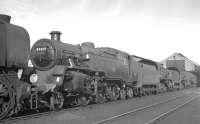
[30,31,197,110]
[0,14,33,119]
[30,31,144,109]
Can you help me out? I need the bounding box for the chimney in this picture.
[50,31,62,41]
[0,14,11,23]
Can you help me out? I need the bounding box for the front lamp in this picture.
[30,73,38,84]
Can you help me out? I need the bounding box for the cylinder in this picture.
[49,31,62,41]
[0,14,11,23]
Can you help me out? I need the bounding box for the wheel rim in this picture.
[134,88,138,96]
[96,92,105,104]
[105,86,111,100]
[105,86,119,101]
[0,79,15,119]
[78,96,89,106]
[108,86,119,101]
[120,89,126,99]
[70,97,80,107]
[56,92,64,109]
[127,88,133,98]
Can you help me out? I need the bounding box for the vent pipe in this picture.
[49,31,62,41]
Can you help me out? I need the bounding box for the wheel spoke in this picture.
[0,84,8,96]
[120,88,126,100]
[112,86,119,101]
[0,98,4,105]
[0,78,15,120]
[1,103,9,113]
[51,92,64,110]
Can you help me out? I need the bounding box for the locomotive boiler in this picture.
[0,14,34,119]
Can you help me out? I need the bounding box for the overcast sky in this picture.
[1,0,200,63]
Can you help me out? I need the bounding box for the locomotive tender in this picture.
[0,14,38,119]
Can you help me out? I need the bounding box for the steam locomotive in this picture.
[0,14,197,119]
[30,31,197,110]
[0,15,37,119]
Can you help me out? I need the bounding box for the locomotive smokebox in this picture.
[0,14,11,23]
[50,31,62,41]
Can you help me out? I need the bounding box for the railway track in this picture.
[145,96,198,124]
[92,93,200,124]
[0,89,196,124]
[0,107,74,124]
